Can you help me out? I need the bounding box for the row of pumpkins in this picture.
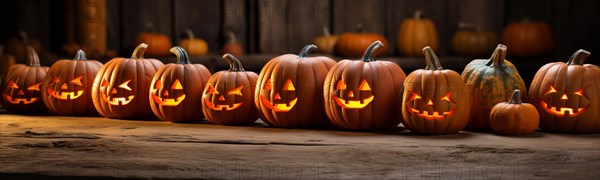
[1,40,598,135]
[314,11,555,58]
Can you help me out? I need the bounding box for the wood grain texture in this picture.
[0,114,599,179]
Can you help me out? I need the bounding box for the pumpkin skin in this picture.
[397,10,439,56]
[178,29,208,57]
[202,54,258,125]
[461,44,527,130]
[529,49,600,133]
[502,20,555,58]
[0,47,49,114]
[135,23,172,58]
[313,27,338,54]
[255,44,335,128]
[1,45,17,77]
[41,50,103,115]
[92,43,164,119]
[150,46,211,122]
[401,46,470,134]
[335,24,389,58]
[490,90,540,135]
[452,23,498,57]
[325,41,406,130]
[222,31,243,57]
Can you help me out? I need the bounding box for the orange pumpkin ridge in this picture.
[490,90,540,135]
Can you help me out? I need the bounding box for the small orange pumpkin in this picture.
[397,10,439,56]
[1,47,49,114]
[313,27,338,54]
[135,23,172,58]
[222,31,243,57]
[502,19,555,58]
[178,29,208,57]
[335,24,389,58]
[490,90,540,135]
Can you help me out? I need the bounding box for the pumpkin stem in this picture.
[27,46,41,67]
[299,44,317,58]
[222,53,245,71]
[508,90,522,104]
[361,41,383,62]
[74,49,87,60]
[414,10,422,19]
[487,44,507,68]
[131,43,148,59]
[323,27,331,37]
[170,46,191,64]
[186,29,195,39]
[567,49,590,65]
[227,31,237,43]
[423,46,443,70]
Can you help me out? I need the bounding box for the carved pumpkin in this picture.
[490,90,540,135]
[313,27,338,54]
[41,50,103,115]
[202,54,258,125]
[451,22,498,57]
[178,29,208,57]
[1,45,17,77]
[4,31,43,63]
[325,41,406,130]
[92,43,164,119]
[335,24,389,58]
[150,46,211,122]
[529,49,600,133]
[0,47,48,114]
[397,10,439,56]
[255,44,335,128]
[401,46,470,134]
[502,19,555,58]
[222,31,243,57]
[135,23,172,58]
[461,44,527,130]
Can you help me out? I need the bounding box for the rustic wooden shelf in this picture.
[1,114,598,179]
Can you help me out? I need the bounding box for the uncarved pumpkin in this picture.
[490,90,540,135]
[136,23,172,58]
[461,44,527,130]
[529,49,600,133]
[401,46,470,134]
[179,29,208,57]
[150,46,211,123]
[222,31,243,57]
[313,27,338,54]
[255,44,336,128]
[501,19,555,58]
[42,50,103,115]
[452,22,498,57]
[92,43,164,119]
[0,47,49,114]
[335,24,389,58]
[325,41,406,130]
[202,54,258,125]
[397,10,439,56]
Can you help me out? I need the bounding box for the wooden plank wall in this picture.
[1,0,598,60]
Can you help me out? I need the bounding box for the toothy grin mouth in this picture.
[260,96,297,112]
[540,100,587,117]
[333,95,374,109]
[408,107,455,120]
[152,94,186,106]
[203,98,243,111]
[47,88,84,100]
[100,93,134,106]
[2,93,38,104]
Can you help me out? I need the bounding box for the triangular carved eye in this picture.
[154,80,163,89]
[52,75,60,83]
[336,80,346,90]
[205,85,218,94]
[545,83,557,95]
[7,81,19,89]
[440,92,453,102]
[101,79,110,87]
[574,88,587,98]
[408,90,422,101]
[119,80,132,91]
[71,76,83,86]
[227,85,244,96]
[284,79,295,91]
[171,79,183,90]
[27,82,42,91]
[263,81,272,90]
[358,80,371,91]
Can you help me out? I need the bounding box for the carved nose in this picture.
[348,91,354,98]
[561,94,568,100]
[18,90,24,95]
[163,90,169,96]
[274,93,281,100]
[219,95,225,101]
[61,83,68,90]
[111,89,117,94]
[427,100,434,106]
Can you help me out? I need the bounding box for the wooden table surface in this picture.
[0,114,599,179]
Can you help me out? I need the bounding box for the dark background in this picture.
[1,0,599,85]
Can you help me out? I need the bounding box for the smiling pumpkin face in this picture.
[204,84,244,111]
[99,78,135,106]
[333,79,373,109]
[406,90,456,120]
[260,79,298,112]
[151,79,186,106]
[539,83,590,117]
[46,75,85,100]
[0,47,48,114]
[2,80,42,104]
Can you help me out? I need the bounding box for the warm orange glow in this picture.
[27,82,42,91]
[540,100,587,117]
[205,85,218,94]
[545,84,557,95]
[52,75,60,83]
[119,80,132,91]
[427,100,434,106]
[155,81,163,89]
[561,94,568,100]
[408,107,455,120]
[61,83,68,90]
[274,93,281,100]
[284,79,295,91]
[2,93,39,104]
[261,96,297,112]
[101,93,134,106]
[204,97,243,111]
[334,95,374,109]
[336,80,346,90]
[47,88,84,100]
[71,76,83,86]
[101,79,110,87]
[227,85,244,96]
[408,91,422,101]
[218,95,225,101]
[348,91,354,98]
[152,93,185,106]
[263,81,272,90]
[163,91,169,96]
[441,92,453,102]
[574,89,586,98]
[171,79,183,90]
[7,81,18,89]
[358,80,371,91]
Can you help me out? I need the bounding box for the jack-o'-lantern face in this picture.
[203,85,244,111]
[540,83,590,117]
[333,80,374,109]
[406,91,456,120]
[260,79,297,112]
[2,80,42,104]
[151,79,186,106]
[46,75,85,100]
[99,78,135,106]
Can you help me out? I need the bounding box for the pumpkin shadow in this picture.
[489,132,546,138]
